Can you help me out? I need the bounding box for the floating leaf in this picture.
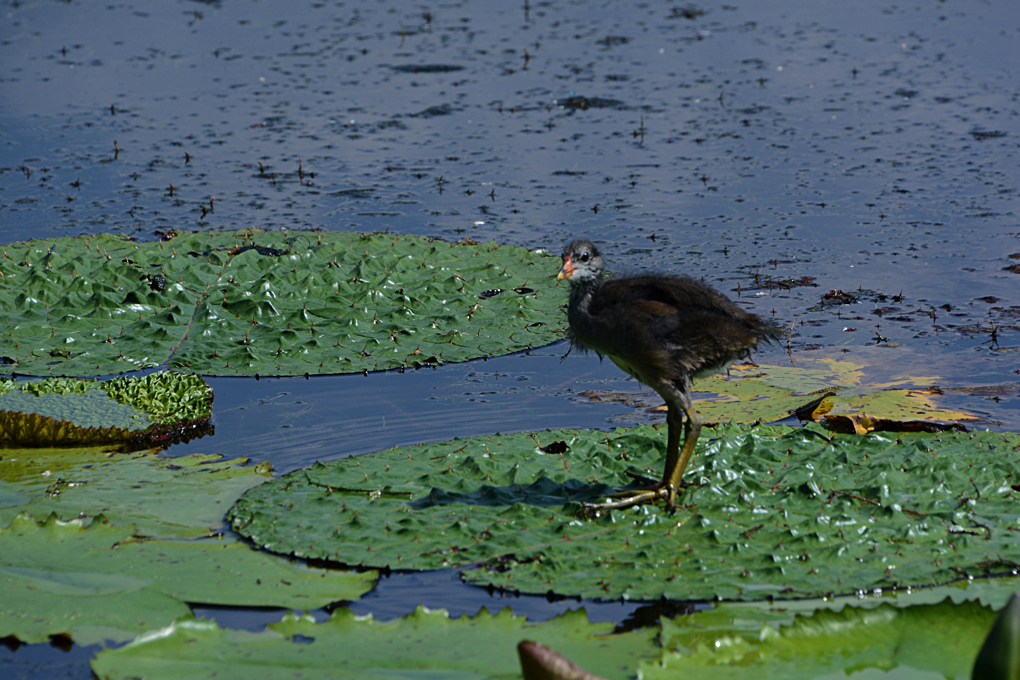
[689,359,975,426]
[0,372,212,449]
[0,230,566,376]
[86,592,1020,680]
[0,410,145,448]
[0,378,15,397]
[90,607,657,680]
[823,412,967,435]
[0,446,268,538]
[846,386,975,424]
[0,441,376,645]
[643,598,998,679]
[0,513,375,645]
[0,564,190,648]
[0,389,149,432]
[229,424,1020,601]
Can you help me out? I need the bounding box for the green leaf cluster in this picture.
[21,376,91,396]
[102,372,211,423]
[0,230,566,376]
[1,448,266,538]
[0,372,212,447]
[644,598,999,679]
[90,607,656,680]
[88,590,1019,680]
[0,445,375,645]
[229,423,1020,601]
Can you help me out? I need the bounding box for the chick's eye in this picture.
[580,252,590,262]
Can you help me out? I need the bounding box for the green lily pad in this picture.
[0,513,375,645]
[90,607,658,680]
[0,230,566,377]
[0,372,213,448]
[644,598,998,679]
[0,565,191,648]
[87,591,1020,680]
[229,424,1020,601]
[0,389,152,431]
[0,447,265,538]
[0,441,377,645]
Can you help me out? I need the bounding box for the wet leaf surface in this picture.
[90,608,658,680]
[229,423,1020,601]
[0,230,566,376]
[0,514,375,645]
[87,590,1020,680]
[1,568,190,650]
[0,447,265,538]
[0,442,376,645]
[644,598,998,679]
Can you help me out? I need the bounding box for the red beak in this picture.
[557,256,574,281]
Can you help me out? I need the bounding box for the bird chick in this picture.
[558,239,779,510]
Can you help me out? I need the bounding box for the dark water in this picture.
[2,0,1019,676]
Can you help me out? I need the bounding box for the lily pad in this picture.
[0,230,566,377]
[644,598,998,679]
[0,389,152,432]
[0,372,212,449]
[90,607,658,680]
[689,359,976,426]
[0,564,190,648]
[0,447,265,538]
[0,513,375,645]
[229,424,1020,601]
[0,442,377,645]
[87,592,1019,680]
